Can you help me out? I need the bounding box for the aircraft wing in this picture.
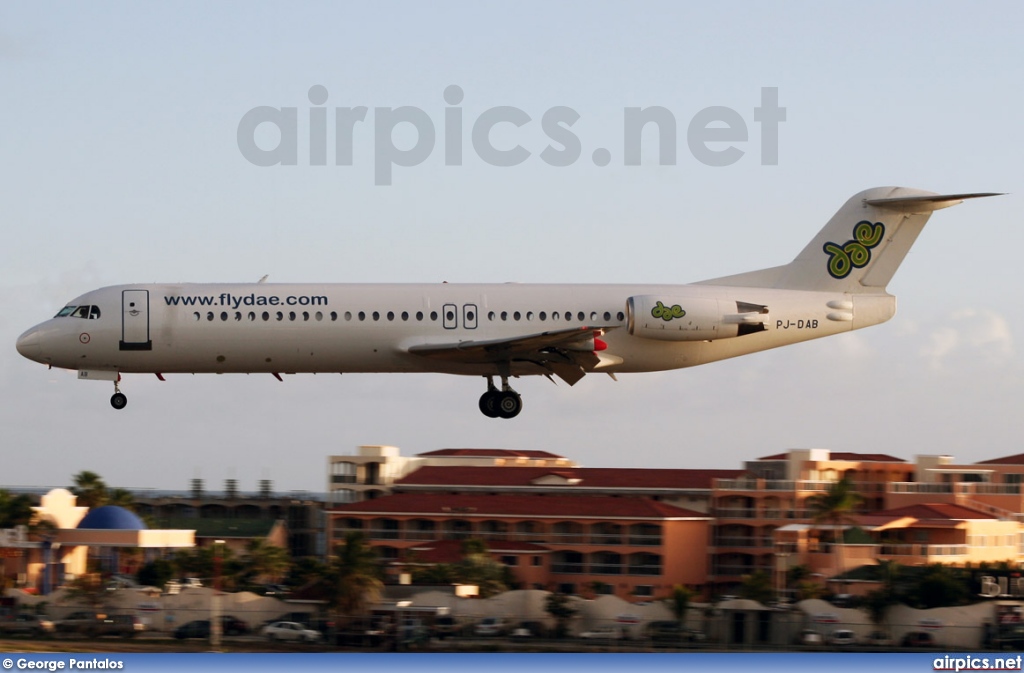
[407,326,618,385]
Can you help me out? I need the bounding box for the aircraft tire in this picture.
[496,392,522,419]
[479,391,501,418]
[110,392,128,410]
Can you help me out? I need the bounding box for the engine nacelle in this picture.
[626,295,769,342]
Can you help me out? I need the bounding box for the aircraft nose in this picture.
[16,328,42,362]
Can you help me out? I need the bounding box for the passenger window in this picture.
[303,311,309,321]
[591,312,598,322]
[526,311,533,321]
[539,311,546,321]
[488,311,495,321]
[603,311,611,321]
[288,311,296,321]
[445,309,454,321]
[552,312,559,320]
[617,311,625,321]
[262,311,270,321]
[315,311,322,321]
[248,312,256,321]
[234,312,242,321]
[401,311,409,321]
[430,311,438,321]
[221,312,228,321]
[344,311,352,321]
[501,311,508,321]
[416,311,424,321]
[513,311,521,321]
[207,312,214,321]
[193,312,200,321]
[578,312,585,321]
[331,311,338,321]
[358,311,366,321]
[372,311,380,321]
[387,311,395,321]
[276,311,283,321]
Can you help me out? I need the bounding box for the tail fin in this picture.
[699,187,1000,293]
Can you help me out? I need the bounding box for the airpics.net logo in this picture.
[236,85,786,185]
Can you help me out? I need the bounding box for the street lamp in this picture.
[211,540,225,650]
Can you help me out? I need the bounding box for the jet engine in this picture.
[626,295,769,341]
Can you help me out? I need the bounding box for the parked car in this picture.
[646,621,706,645]
[0,613,55,636]
[432,615,464,639]
[864,630,892,647]
[902,631,938,648]
[55,612,143,638]
[829,629,857,646]
[579,625,622,640]
[174,620,211,640]
[799,629,824,645]
[219,615,251,636]
[261,620,322,643]
[474,616,508,637]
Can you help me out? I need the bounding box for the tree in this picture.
[137,558,175,589]
[451,539,510,598]
[241,539,291,587]
[805,477,864,580]
[328,532,383,620]
[669,585,693,626]
[907,564,969,609]
[0,490,34,528]
[738,570,775,604]
[545,592,576,638]
[71,471,109,509]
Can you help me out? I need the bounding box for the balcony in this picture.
[878,543,968,560]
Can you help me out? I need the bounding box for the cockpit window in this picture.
[60,305,101,319]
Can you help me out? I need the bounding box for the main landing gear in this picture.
[110,378,127,410]
[479,376,523,419]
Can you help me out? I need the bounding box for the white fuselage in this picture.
[17,282,895,378]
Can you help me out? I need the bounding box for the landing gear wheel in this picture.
[496,391,523,419]
[478,391,501,418]
[110,392,128,410]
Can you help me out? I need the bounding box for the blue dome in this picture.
[76,506,147,530]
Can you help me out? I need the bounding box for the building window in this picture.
[633,585,653,597]
[500,556,518,566]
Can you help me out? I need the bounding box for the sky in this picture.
[2,1,1022,494]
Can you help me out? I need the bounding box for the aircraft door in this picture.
[463,304,478,330]
[442,303,458,329]
[120,289,152,350]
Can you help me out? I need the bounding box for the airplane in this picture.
[16,187,999,418]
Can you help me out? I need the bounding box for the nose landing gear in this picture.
[110,378,127,410]
[479,376,523,419]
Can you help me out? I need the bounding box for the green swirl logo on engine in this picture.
[651,301,686,321]
[823,220,885,279]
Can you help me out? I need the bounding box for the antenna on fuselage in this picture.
[257,274,269,284]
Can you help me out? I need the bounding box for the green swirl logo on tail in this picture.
[823,220,885,279]
[651,301,686,321]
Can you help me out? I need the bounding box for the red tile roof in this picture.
[861,503,997,521]
[328,493,709,520]
[396,466,743,490]
[976,453,1024,465]
[416,449,565,459]
[757,451,906,462]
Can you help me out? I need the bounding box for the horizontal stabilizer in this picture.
[866,192,1003,213]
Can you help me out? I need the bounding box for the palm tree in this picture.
[805,476,863,582]
[71,471,109,508]
[669,585,693,627]
[242,539,291,585]
[0,490,34,528]
[328,532,383,621]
